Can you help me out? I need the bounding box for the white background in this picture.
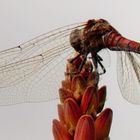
[0,0,140,140]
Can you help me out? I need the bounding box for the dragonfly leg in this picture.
[77,53,88,73]
[96,54,106,75]
[66,53,88,75]
[91,53,99,85]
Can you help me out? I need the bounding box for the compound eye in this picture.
[70,29,82,52]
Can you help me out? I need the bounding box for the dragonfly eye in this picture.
[70,29,83,53]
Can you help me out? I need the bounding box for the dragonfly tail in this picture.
[104,31,140,54]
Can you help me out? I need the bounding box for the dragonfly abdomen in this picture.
[104,31,140,53]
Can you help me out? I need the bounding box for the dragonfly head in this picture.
[70,29,85,54]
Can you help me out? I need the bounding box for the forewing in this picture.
[0,23,84,64]
[0,23,84,105]
[117,51,140,104]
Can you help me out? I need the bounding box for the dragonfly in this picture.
[0,19,140,105]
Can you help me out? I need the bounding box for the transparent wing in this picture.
[0,22,84,65]
[0,22,85,105]
[117,51,140,104]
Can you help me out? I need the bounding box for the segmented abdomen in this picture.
[104,31,140,53]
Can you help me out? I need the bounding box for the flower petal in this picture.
[74,115,96,140]
[71,75,86,101]
[52,119,72,140]
[87,72,99,86]
[61,80,71,90]
[95,108,113,140]
[59,88,73,103]
[64,98,82,134]
[57,104,65,124]
[97,86,106,113]
[80,86,98,117]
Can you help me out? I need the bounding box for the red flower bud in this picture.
[71,75,86,100]
[74,115,96,140]
[64,98,82,134]
[80,86,98,117]
[52,119,72,140]
[87,72,99,86]
[59,88,73,103]
[95,108,113,140]
[57,104,65,124]
[97,86,106,113]
[61,80,71,90]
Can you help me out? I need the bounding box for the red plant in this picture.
[52,53,113,140]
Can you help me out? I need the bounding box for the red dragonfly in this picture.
[0,19,139,105]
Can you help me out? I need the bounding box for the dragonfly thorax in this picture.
[70,28,105,55]
[70,19,114,55]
